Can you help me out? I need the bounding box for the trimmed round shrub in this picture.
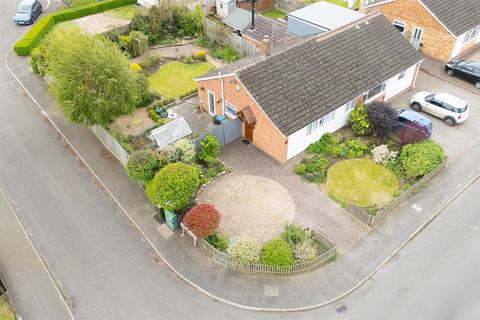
[395,121,431,147]
[260,239,295,267]
[227,239,261,264]
[182,204,220,238]
[348,103,373,136]
[125,150,161,182]
[400,140,445,178]
[196,50,206,60]
[294,163,306,175]
[145,162,200,212]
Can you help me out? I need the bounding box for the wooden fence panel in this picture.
[90,125,130,166]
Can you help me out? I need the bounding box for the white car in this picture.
[410,92,469,126]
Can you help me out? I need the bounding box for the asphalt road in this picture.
[1,1,480,319]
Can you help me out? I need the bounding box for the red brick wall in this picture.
[363,0,455,62]
[197,75,288,162]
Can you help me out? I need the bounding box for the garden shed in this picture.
[149,117,192,148]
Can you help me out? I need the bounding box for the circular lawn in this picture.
[326,159,399,208]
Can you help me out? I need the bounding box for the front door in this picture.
[207,91,215,115]
[411,27,423,49]
[245,122,253,142]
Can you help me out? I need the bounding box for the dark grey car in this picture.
[14,0,42,25]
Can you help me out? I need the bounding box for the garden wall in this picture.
[204,18,259,57]
[347,159,447,226]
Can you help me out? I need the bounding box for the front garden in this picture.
[294,102,446,221]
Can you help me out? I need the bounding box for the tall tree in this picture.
[43,30,139,126]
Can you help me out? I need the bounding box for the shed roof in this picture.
[149,117,192,148]
[288,1,365,31]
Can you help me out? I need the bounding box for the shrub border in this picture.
[181,223,338,276]
[13,0,136,56]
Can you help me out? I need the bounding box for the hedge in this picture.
[13,0,136,56]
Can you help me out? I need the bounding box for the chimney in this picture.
[261,35,271,57]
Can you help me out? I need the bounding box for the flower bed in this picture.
[182,223,337,276]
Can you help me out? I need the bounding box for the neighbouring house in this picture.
[195,13,423,163]
[218,6,295,51]
[287,1,365,36]
[360,0,480,62]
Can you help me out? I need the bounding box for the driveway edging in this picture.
[6,49,480,312]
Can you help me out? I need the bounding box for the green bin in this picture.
[164,209,178,231]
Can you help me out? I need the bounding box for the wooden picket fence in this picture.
[182,223,337,276]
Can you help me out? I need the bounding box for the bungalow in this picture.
[361,0,480,62]
[195,13,423,163]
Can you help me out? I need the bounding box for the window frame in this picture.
[344,100,355,113]
[393,20,406,33]
[365,83,386,102]
[224,101,237,119]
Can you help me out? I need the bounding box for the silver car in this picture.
[410,91,469,126]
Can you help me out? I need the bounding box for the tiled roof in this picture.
[236,13,422,136]
[420,0,480,36]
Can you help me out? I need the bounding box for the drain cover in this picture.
[264,286,279,297]
[336,305,348,314]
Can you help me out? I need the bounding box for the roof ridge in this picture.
[234,12,384,74]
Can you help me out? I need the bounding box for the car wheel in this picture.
[444,117,455,126]
[411,102,421,111]
[446,69,454,76]
[475,82,480,89]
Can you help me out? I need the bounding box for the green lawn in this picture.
[71,0,97,7]
[324,0,347,7]
[326,159,399,208]
[148,61,215,99]
[261,9,287,19]
[0,297,14,320]
[104,5,141,20]
[303,0,348,7]
[50,20,79,34]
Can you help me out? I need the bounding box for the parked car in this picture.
[14,0,42,25]
[445,60,480,89]
[410,92,469,126]
[395,108,432,137]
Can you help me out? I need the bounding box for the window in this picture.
[219,3,223,9]
[398,70,407,80]
[225,102,237,118]
[393,20,405,33]
[464,26,480,44]
[306,110,336,135]
[344,100,355,113]
[207,91,215,115]
[366,83,385,101]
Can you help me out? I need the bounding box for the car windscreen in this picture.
[454,105,468,113]
[17,4,32,13]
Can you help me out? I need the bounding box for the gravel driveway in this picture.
[200,140,369,253]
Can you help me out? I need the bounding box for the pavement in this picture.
[7,28,480,313]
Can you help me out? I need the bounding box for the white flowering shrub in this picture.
[372,145,398,166]
[164,139,196,164]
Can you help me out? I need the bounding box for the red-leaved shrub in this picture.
[395,121,430,147]
[182,204,220,238]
